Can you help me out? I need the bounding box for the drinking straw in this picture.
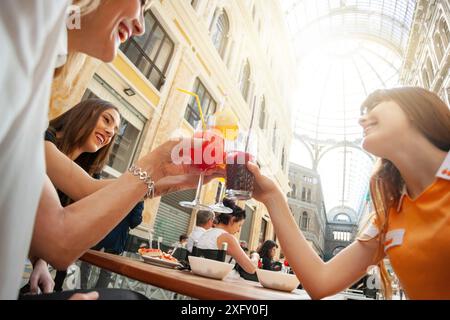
[158,236,162,251]
[245,96,258,153]
[177,88,206,130]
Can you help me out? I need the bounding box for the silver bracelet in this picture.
[128,165,155,200]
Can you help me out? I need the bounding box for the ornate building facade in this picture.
[49,0,295,252]
[287,162,327,258]
[400,0,450,103]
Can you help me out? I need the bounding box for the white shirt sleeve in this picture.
[0,0,69,300]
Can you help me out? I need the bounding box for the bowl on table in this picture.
[188,256,234,280]
[256,269,300,292]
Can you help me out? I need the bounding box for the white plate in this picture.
[141,255,182,269]
[188,256,234,280]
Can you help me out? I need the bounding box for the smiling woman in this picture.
[53,0,148,105]
[47,98,120,177]
[68,0,145,62]
[44,98,123,208]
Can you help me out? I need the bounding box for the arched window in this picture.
[291,184,296,198]
[334,213,351,223]
[281,147,286,171]
[190,0,199,10]
[301,187,306,201]
[422,67,430,88]
[259,97,266,129]
[306,189,311,202]
[239,60,251,101]
[433,32,444,63]
[301,212,309,230]
[447,87,450,106]
[426,56,435,78]
[210,10,229,58]
[439,17,449,49]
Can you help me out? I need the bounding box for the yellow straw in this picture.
[177,88,206,130]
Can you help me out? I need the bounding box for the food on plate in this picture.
[138,248,162,257]
[161,252,179,263]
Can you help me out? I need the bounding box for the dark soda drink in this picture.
[225,151,255,200]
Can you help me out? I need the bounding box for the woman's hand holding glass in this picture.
[135,138,225,198]
[245,162,284,204]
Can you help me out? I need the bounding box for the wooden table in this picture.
[80,250,316,300]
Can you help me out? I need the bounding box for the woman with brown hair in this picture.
[198,198,257,276]
[246,87,450,300]
[45,98,120,291]
[257,240,281,271]
[45,98,120,205]
[47,98,120,176]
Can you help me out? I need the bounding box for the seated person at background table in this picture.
[78,201,144,290]
[172,234,188,249]
[249,250,258,259]
[186,210,215,252]
[197,199,257,276]
[246,87,450,300]
[257,240,282,271]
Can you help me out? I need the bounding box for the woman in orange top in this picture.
[247,87,450,299]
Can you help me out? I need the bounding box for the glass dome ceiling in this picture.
[283,0,417,217]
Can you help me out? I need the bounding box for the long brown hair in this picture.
[49,98,120,176]
[360,87,450,299]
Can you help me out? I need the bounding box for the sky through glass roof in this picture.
[283,0,416,218]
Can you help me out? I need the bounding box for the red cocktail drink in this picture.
[190,130,224,171]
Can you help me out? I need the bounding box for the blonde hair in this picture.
[54,0,101,82]
[72,0,100,15]
[51,1,103,117]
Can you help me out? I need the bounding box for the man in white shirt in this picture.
[0,0,183,300]
[0,0,70,300]
[187,210,215,252]
[0,0,216,300]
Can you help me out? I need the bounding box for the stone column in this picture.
[248,204,263,250]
